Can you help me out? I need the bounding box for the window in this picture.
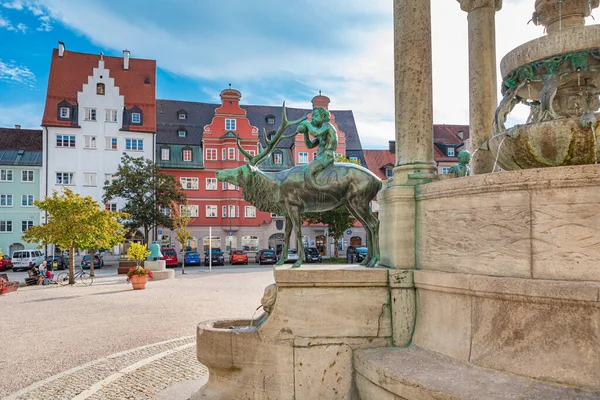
[125,139,144,151]
[298,152,308,164]
[85,108,97,121]
[161,147,170,161]
[206,178,217,190]
[0,169,12,182]
[336,153,343,158]
[226,204,234,218]
[105,109,118,122]
[56,172,74,185]
[60,107,70,118]
[0,221,12,232]
[180,177,199,190]
[222,205,227,218]
[56,135,76,148]
[228,148,235,160]
[245,206,256,218]
[96,83,105,95]
[178,129,186,137]
[442,167,451,174]
[21,220,33,232]
[273,152,282,164]
[83,173,96,186]
[178,113,186,120]
[206,148,217,160]
[131,112,141,124]
[21,195,34,207]
[159,206,171,216]
[0,194,13,207]
[447,147,455,157]
[106,137,118,150]
[222,148,226,160]
[105,203,118,212]
[181,205,199,218]
[228,182,236,190]
[206,205,217,218]
[386,169,393,178]
[313,152,317,160]
[21,170,34,182]
[104,174,115,184]
[267,116,275,125]
[183,149,192,162]
[225,119,236,130]
[241,235,259,252]
[350,156,358,162]
[84,136,97,149]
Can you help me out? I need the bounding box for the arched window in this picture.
[96,83,105,95]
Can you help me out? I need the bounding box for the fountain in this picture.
[486,0,600,170]
[194,1,600,398]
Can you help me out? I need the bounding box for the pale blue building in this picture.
[0,127,43,256]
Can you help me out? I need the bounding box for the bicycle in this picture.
[57,266,94,286]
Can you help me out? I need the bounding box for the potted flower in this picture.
[126,243,153,290]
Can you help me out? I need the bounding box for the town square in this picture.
[1,0,600,399]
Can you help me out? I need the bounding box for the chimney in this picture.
[58,41,65,57]
[123,49,130,70]
[15,124,21,129]
[457,130,464,140]
[388,140,395,154]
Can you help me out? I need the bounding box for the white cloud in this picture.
[15,21,26,32]
[0,59,36,86]
[36,13,50,31]
[2,0,24,10]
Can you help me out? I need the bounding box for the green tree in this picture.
[171,204,191,274]
[22,188,127,284]
[103,154,187,245]
[303,156,362,257]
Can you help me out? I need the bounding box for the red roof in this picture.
[433,124,469,145]
[363,149,395,180]
[42,48,156,132]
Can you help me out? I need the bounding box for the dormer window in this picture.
[177,109,187,120]
[178,128,187,137]
[96,83,105,95]
[161,146,170,161]
[266,115,275,125]
[60,107,70,119]
[131,113,141,124]
[447,147,455,157]
[267,131,276,141]
[182,148,192,162]
[178,113,186,120]
[273,151,283,164]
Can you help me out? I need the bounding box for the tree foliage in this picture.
[22,188,127,284]
[103,154,186,244]
[302,156,362,257]
[171,204,191,274]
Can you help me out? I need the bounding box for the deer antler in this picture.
[239,101,306,166]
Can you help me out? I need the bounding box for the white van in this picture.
[12,250,45,271]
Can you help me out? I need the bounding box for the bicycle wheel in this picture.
[57,272,70,286]
[80,271,94,286]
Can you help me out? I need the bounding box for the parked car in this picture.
[255,249,277,265]
[346,246,368,263]
[45,256,68,270]
[184,251,202,266]
[304,247,323,263]
[11,250,45,272]
[81,255,104,269]
[284,249,299,263]
[160,248,178,267]
[0,255,13,271]
[230,250,248,265]
[204,248,225,266]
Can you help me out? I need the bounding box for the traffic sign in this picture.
[346,229,352,235]
[229,231,233,236]
[158,230,163,235]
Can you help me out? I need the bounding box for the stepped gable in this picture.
[42,48,156,132]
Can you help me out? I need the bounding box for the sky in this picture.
[0,0,598,149]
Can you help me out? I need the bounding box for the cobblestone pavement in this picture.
[5,336,207,400]
[0,267,274,399]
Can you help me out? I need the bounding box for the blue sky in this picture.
[0,0,593,148]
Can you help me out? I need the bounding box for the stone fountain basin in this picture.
[486,115,600,171]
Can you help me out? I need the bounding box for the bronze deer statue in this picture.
[216,103,382,267]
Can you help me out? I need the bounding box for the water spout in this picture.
[591,126,598,165]
[559,0,563,31]
[250,304,262,327]
[493,134,509,172]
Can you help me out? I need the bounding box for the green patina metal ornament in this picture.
[148,241,163,261]
[216,102,382,268]
[448,151,472,177]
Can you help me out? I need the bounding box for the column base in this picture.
[391,164,439,186]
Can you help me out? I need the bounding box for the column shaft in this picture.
[394,0,436,176]
[467,6,498,174]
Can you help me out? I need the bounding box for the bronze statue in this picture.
[448,151,472,177]
[216,103,382,267]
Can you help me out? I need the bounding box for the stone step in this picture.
[353,345,600,400]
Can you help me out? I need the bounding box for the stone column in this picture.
[459,0,502,174]
[393,0,437,180]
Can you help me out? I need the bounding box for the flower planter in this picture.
[130,274,148,290]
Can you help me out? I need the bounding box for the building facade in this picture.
[156,89,368,258]
[0,128,43,256]
[41,44,157,231]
